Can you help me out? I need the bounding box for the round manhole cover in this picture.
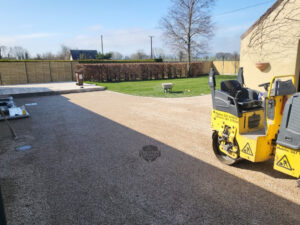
[139,145,161,162]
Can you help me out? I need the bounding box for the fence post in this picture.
[49,61,53,82]
[222,58,225,75]
[235,61,238,74]
[24,62,29,83]
[70,62,74,81]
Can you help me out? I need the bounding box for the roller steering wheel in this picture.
[259,82,270,91]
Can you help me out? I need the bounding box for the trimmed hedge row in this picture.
[75,62,206,82]
[78,59,163,64]
[0,59,163,63]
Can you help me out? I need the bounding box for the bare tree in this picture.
[178,51,185,62]
[7,47,13,58]
[57,45,70,60]
[153,48,166,59]
[214,52,240,61]
[215,52,228,61]
[232,52,240,61]
[34,52,56,60]
[111,51,123,60]
[34,45,69,60]
[35,54,42,60]
[130,50,149,60]
[13,46,29,59]
[0,45,7,59]
[160,0,215,76]
[2,46,30,59]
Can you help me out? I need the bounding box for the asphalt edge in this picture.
[0,187,7,225]
[7,87,106,98]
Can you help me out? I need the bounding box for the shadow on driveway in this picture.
[0,94,299,225]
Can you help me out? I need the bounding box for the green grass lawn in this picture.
[87,75,237,98]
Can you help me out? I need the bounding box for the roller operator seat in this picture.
[220,80,262,110]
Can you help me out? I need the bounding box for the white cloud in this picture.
[0,33,58,45]
[65,26,244,56]
[87,25,103,31]
[20,24,34,29]
[215,24,250,36]
[18,33,57,39]
[211,35,241,54]
[65,27,166,55]
[0,28,243,56]
[206,24,250,54]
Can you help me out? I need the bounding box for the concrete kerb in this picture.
[4,87,106,98]
[0,82,106,98]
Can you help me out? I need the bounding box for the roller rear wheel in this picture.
[212,131,238,165]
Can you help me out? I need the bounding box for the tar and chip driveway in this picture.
[0,91,299,225]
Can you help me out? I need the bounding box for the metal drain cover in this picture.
[16,145,32,152]
[139,145,161,162]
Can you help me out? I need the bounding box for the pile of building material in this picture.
[0,96,29,121]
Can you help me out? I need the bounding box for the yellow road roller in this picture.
[209,68,300,185]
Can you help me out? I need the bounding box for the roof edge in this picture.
[241,0,284,40]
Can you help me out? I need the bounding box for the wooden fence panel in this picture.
[50,62,71,82]
[0,61,238,85]
[27,62,51,83]
[0,62,28,85]
[213,61,240,75]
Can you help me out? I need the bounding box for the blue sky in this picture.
[0,0,276,56]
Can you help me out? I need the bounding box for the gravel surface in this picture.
[0,91,299,225]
